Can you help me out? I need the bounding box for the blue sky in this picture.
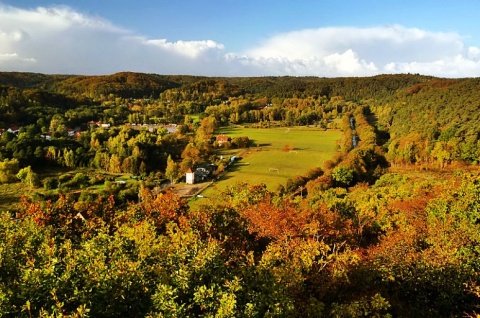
[1,0,480,77]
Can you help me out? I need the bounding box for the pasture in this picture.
[202,126,341,195]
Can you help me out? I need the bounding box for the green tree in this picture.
[332,166,354,187]
[430,141,451,168]
[0,158,20,183]
[16,166,39,187]
[49,114,65,132]
[63,149,76,168]
[181,143,201,167]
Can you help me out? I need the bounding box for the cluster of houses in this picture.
[88,121,111,128]
[40,129,77,141]
[0,122,179,141]
[126,123,178,134]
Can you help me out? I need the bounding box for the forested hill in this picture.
[0,71,434,101]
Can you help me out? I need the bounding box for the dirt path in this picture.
[170,180,212,197]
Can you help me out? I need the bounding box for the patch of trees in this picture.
[1,169,478,317]
[0,125,188,178]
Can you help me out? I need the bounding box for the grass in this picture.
[0,182,31,213]
[201,126,341,196]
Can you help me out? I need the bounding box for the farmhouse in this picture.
[216,134,230,146]
[88,121,110,128]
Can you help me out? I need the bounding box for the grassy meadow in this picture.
[201,126,341,196]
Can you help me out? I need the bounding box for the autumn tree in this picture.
[165,155,179,183]
[195,116,217,143]
[181,143,201,167]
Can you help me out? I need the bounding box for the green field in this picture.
[201,126,341,196]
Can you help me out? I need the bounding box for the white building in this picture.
[186,169,195,184]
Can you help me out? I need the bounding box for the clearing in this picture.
[197,125,341,198]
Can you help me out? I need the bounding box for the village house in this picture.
[185,165,216,184]
[7,126,19,134]
[88,121,110,128]
[126,123,178,134]
[40,132,52,140]
[216,134,230,146]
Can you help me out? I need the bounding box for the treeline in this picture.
[281,107,388,196]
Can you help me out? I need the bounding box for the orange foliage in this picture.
[128,188,189,230]
[240,197,354,245]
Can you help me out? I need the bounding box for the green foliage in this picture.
[330,294,391,318]
[165,155,179,183]
[43,177,58,190]
[332,166,354,186]
[230,136,251,149]
[0,158,20,184]
[16,166,39,187]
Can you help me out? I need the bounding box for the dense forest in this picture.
[0,72,479,317]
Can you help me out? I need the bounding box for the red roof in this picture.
[216,135,229,142]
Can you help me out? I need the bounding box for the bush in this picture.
[43,177,59,190]
[118,188,138,204]
[78,190,98,202]
[90,174,105,185]
[59,173,73,183]
[72,173,90,188]
[231,136,251,148]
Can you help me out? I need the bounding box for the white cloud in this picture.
[0,4,479,77]
[145,39,225,59]
[243,25,480,77]
[0,4,227,75]
[0,52,36,64]
[323,49,377,75]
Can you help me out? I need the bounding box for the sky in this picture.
[1,0,480,77]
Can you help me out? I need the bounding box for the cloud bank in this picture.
[1,4,480,77]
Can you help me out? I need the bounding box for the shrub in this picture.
[43,177,59,190]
